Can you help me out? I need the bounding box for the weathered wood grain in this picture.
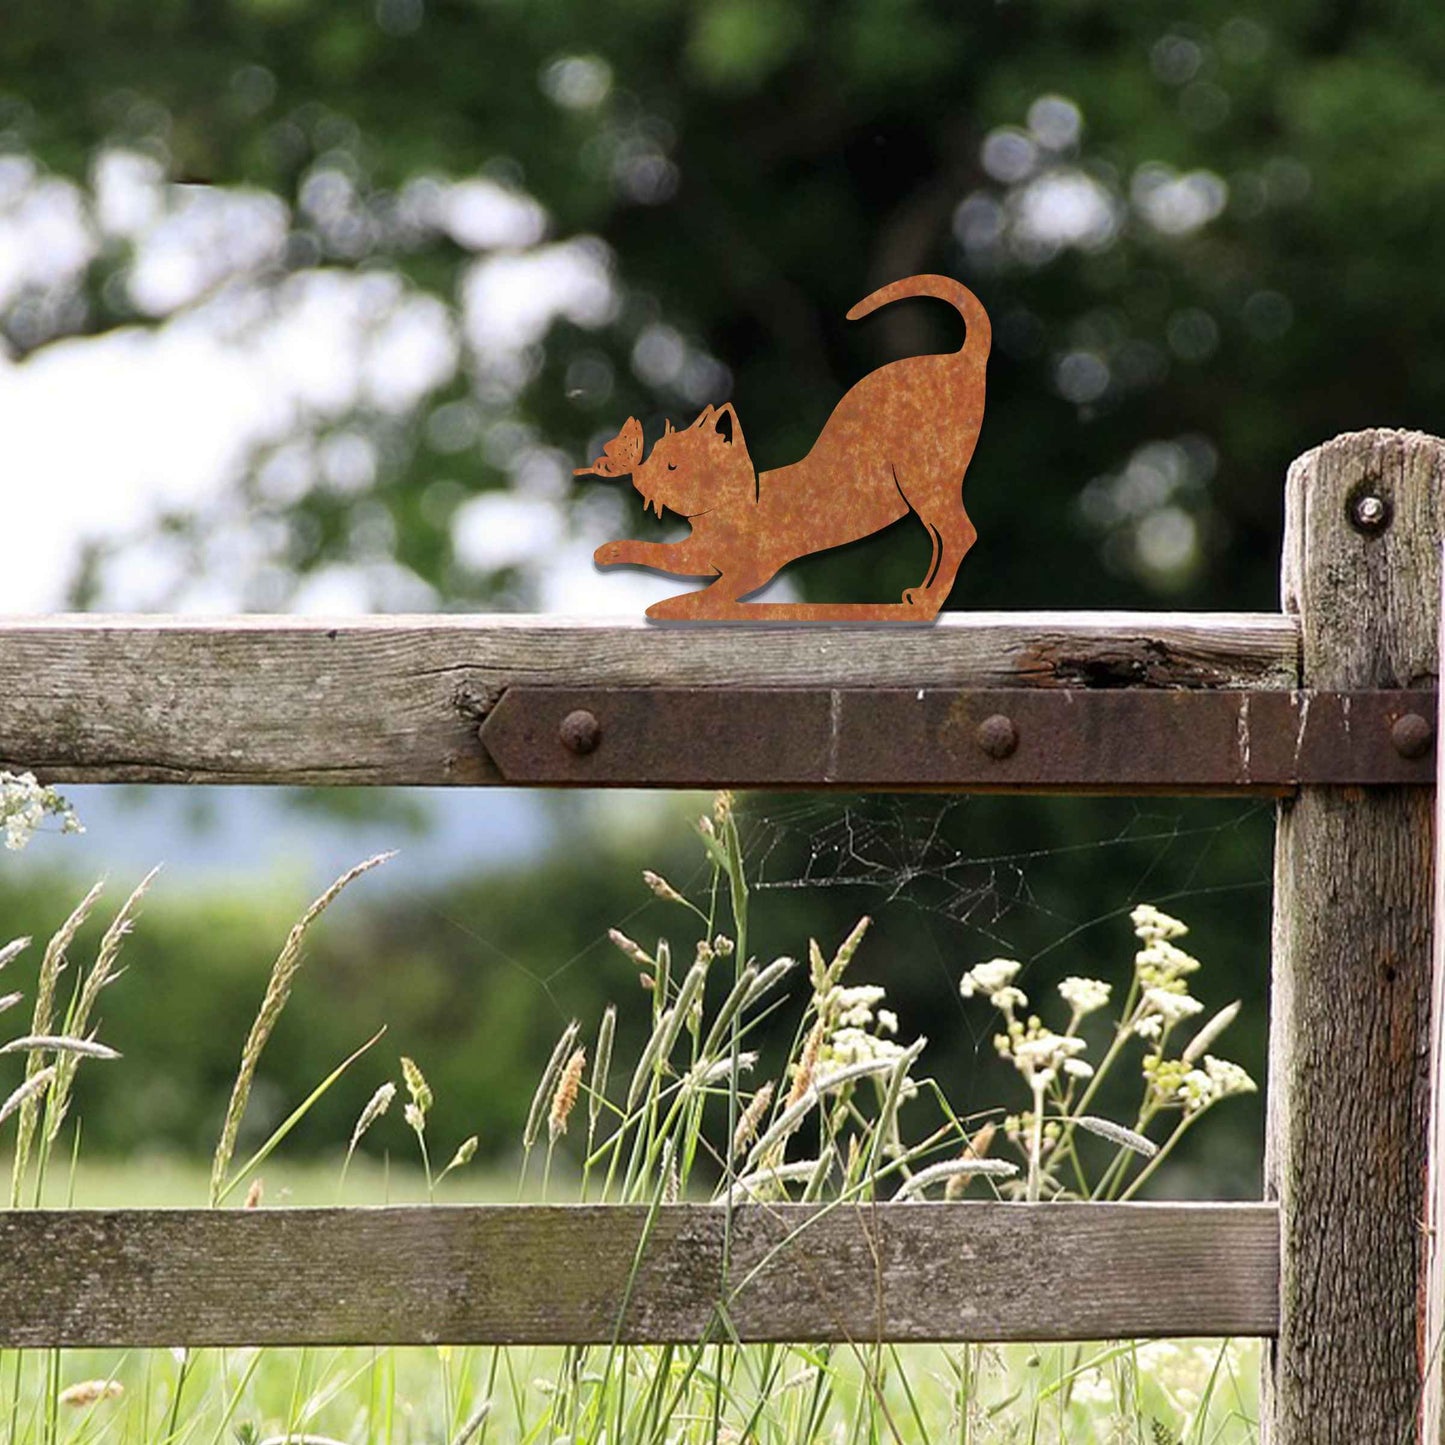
[1424,557,1445,1443]
[0,1201,1279,1347]
[1265,429,1445,1443]
[0,612,1297,786]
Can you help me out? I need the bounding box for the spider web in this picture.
[737,793,1275,1057]
[744,794,1272,950]
[403,791,1274,1071]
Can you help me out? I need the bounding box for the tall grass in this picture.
[0,799,1261,1443]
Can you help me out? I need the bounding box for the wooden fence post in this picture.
[1267,429,1445,1441]
[1426,547,1445,1441]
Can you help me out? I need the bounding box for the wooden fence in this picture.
[2,426,1443,1443]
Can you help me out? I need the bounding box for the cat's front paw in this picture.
[594,540,633,567]
[645,590,709,620]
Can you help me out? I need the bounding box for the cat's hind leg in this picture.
[900,490,977,615]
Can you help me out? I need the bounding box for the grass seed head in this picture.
[0,937,30,972]
[608,928,653,969]
[549,1047,586,1141]
[787,1020,825,1109]
[525,1020,580,1149]
[0,1066,55,1127]
[589,1006,615,1128]
[731,1080,773,1159]
[349,1081,397,1152]
[401,1055,433,1115]
[209,852,390,1207]
[642,870,686,905]
[447,1135,479,1171]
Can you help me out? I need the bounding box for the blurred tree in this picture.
[3,0,1442,612]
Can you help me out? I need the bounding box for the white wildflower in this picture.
[1176,1056,1253,1114]
[876,1008,899,1036]
[820,1030,919,1101]
[1058,976,1111,1017]
[1008,1029,1088,1092]
[1178,1068,1215,1113]
[1141,987,1205,1024]
[1203,1054,1256,1098]
[826,1027,907,1069]
[826,983,887,1028]
[991,984,1029,1013]
[1,771,83,852]
[960,957,1022,999]
[1136,939,1200,982]
[1130,903,1188,942]
[1062,1057,1094,1078]
[1133,1013,1164,1040]
[686,1052,757,1088]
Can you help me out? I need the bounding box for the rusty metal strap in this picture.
[478,688,1437,793]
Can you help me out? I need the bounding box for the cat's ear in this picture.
[689,404,716,429]
[712,402,743,447]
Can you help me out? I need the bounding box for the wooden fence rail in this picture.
[1,1203,1279,1348]
[1,427,1443,1445]
[0,612,1296,787]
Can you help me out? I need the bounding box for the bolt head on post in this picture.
[975,713,1019,760]
[1349,492,1391,535]
[1390,711,1434,760]
[559,708,602,756]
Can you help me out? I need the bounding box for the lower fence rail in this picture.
[0,1201,1279,1347]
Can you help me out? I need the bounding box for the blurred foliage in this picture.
[3,0,1443,608]
[0,795,1270,1194]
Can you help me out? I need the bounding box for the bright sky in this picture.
[0,147,693,617]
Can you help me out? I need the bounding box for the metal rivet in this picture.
[1350,493,1391,534]
[559,708,602,756]
[1390,711,1434,760]
[976,713,1018,760]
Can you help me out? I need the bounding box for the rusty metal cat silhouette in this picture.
[575,274,989,621]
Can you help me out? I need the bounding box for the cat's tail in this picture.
[845,274,991,359]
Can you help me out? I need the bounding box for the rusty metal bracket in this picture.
[478,688,1437,793]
